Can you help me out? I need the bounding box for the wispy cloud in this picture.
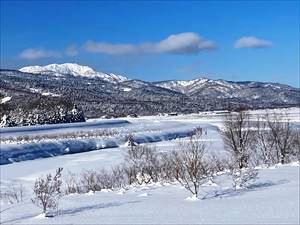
[19,48,61,60]
[234,36,272,49]
[84,32,217,55]
[177,60,202,74]
[65,45,79,56]
[85,42,136,55]
[18,33,216,59]
[19,45,78,60]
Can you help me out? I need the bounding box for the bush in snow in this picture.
[125,145,160,185]
[169,134,211,198]
[31,168,63,216]
[64,171,82,194]
[111,165,128,189]
[254,116,277,167]
[0,182,25,204]
[157,152,178,182]
[221,111,256,169]
[230,167,258,190]
[80,170,102,193]
[266,113,295,164]
[291,130,300,161]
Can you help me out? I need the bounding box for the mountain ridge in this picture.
[0,63,299,125]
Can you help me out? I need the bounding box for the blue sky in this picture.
[1,1,299,86]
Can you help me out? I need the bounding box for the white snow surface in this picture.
[0,107,299,224]
[19,63,128,83]
[1,161,299,224]
[0,96,12,104]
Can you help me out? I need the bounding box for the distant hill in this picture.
[0,63,299,126]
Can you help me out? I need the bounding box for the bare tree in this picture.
[267,113,294,164]
[221,111,255,169]
[32,168,63,216]
[291,130,300,161]
[170,134,211,198]
[254,116,277,166]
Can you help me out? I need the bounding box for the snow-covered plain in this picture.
[0,107,299,224]
[1,164,299,224]
[0,119,211,164]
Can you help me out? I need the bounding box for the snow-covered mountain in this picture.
[1,63,299,121]
[153,78,292,97]
[154,78,212,94]
[19,63,128,83]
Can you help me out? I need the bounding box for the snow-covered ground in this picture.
[0,119,213,164]
[0,96,12,104]
[1,163,299,224]
[0,107,299,224]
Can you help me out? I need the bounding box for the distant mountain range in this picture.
[1,63,299,125]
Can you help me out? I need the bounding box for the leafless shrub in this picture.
[31,168,63,216]
[221,111,255,169]
[80,170,102,192]
[157,152,177,182]
[209,154,232,174]
[78,168,118,192]
[125,145,160,184]
[254,116,277,166]
[1,182,25,204]
[231,167,258,190]
[291,130,300,161]
[267,113,295,164]
[64,171,81,194]
[96,169,114,189]
[169,134,211,198]
[111,165,128,189]
[122,163,139,185]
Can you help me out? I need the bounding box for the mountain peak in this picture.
[19,63,128,83]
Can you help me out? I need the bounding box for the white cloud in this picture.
[19,45,79,60]
[19,33,216,59]
[85,42,136,55]
[19,48,61,60]
[234,36,272,48]
[65,45,79,56]
[84,32,216,55]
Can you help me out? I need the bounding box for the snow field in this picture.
[0,107,299,224]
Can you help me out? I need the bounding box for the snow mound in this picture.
[116,189,126,195]
[138,193,149,197]
[202,180,218,187]
[34,213,46,219]
[86,190,94,195]
[185,195,199,201]
[1,96,11,104]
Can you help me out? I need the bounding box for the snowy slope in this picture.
[153,78,294,97]
[19,63,128,83]
[154,78,211,94]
